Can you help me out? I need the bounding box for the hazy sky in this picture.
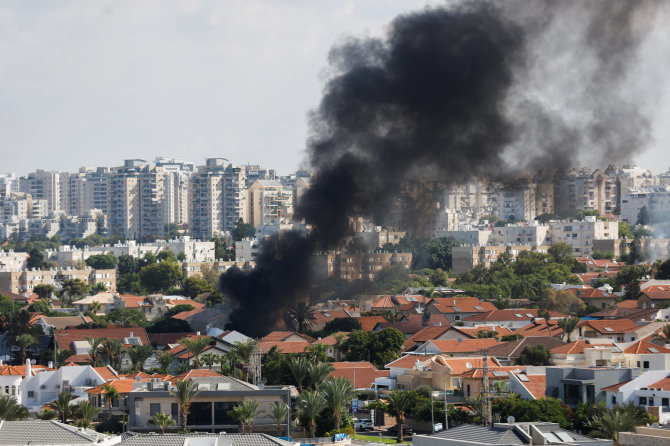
[1,0,669,176]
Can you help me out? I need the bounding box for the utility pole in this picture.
[444,374,448,430]
[482,352,492,427]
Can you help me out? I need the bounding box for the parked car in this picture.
[387,425,412,436]
[355,419,374,431]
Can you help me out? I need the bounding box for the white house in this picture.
[21,365,108,413]
[0,360,50,402]
[602,370,670,424]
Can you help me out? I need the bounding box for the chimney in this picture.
[26,358,31,377]
[129,331,134,338]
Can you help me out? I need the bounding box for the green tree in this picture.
[157,352,176,374]
[493,395,571,428]
[107,308,148,327]
[0,395,29,420]
[179,336,211,369]
[297,390,327,438]
[656,259,670,280]
[587,402,655,444]
[86,254,118,270]
[307,362,334,389]
[287,356,310,392]
[232,218,256,241]
[86,336,107,367]
[171,379,200,430]
[33,284,55,300]
[27,248,46,270]
[46,391,73,423]
[385,390,414,443]
[557,317,580,342]
[117,254,141,275]
[140,261,183,293]
[229,404,248,433]
[618,221,632,238]
[230,340,257,382]
[539,289,586,315]
[518,345,550,366]
[368,328,405,368]
[320,377,356,430]
[73,400,100,428]
[548,243,574,264]
[62,279,90,298]
[148,317,192,334]
[636,206,649,225]
[149,412,176,434]
[323,318,361,333]
[56,349,75,368]
[102,383,120,418]
[101,339,123,371]
[200,353,221,370]
[266,401,289,436]
[181,276,214,299]
[342,330,370,362]
[16,334,37,364]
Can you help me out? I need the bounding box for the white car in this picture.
[355,419,374,431]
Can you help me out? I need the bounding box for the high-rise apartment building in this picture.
[247,179,293,228]
[19,170,61,215]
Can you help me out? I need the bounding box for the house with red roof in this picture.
[425,297,497,323]
[511,320,565,339]
[550,340,623,367]
[374,314,450,336]
[54,326,150,366]
[577,257,622,273]
[392,355,502,392]
[0,362,50,402]
[638,284,670,309]
[510,367,547,400]
[563,286,617,310]
[574,319,664,343]
[414,338,501,356]
[329,361,390,389]
[310,309,352,331]
[354,316,389,332]
[601,370,670,424]
[312,332,349,360]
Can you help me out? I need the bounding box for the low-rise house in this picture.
[509,367,547,400]
[413,422,612,446]
[374,314,450,337]
[619,426,670,446]
[34,314,91,334]
[0,361,50,402]
[402,325,452,352]
[563,286,618,310]
[402,325,512,353]
[260,331,314,343]
[620,339,670,371]
[21,364,109,412]
[54,326,151,367]
[577,256,622,273]
[117,432,294,446]
[511,320,565,339]
[167,335,229,369]
[460,366,524,398]
[310,308,351,331]
[171,307,227,333]
[602,370,670,424]
[211,330,253,353]
[545,366,639,407]
[424,297,497,323]
[390,355,501,391]
[127,372,295,433]
[414,338,501,356]
[311,332,349,360]
[550,341,624,367]
[638,284,670,309]
[329,361,390,390]
[485,337,566,366]
[573,319,663,343]
[463,309,565,329]
[354,316,389,332]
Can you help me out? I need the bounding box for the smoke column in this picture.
[221,0,664,337]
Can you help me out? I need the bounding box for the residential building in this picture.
[0,267,116,294]
[234,238,260,262]
[553,167,619,216]
[413,338,501,356]
[424,297,497,324]
[497,184,537,221]
[329,361,390,389]
[602,370,670,424]
[246,180,293,227]
[0,420,114,446]
[548,217,618,257]
[485,337,566,366]
[462,309,565,329]
[0,362,50,402]
[509,367,547,400]
[127,372,295,433]
[545,366,639,407]
[312,252,412,281]
[53,327,150,367]
[452,245,550,275]
[621,186,670,224]
[19,170,61,214]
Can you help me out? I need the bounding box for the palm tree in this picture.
[238,400,260,433]
[287,301,316,332]
[16,334,37,364]
[588,402,653,445]
[305,343,328,362]
[0,395,29,420]
[287,356,310,392]
[200,353,221,370]
[333,334,347,361]
[557,317,580,342]
[88,301,102,316]
[46,391,73,424]
[157,352,176,374]
[73,401,100,428]
[101,339,123,370]
[266,401,289,436]
[102,383,120,418]
[297,390,327,438]
[229,404,247,434]
[86,336,106,367]
[178,336,211,369]
[320,377,356,430]
[149,412,177,434]
[385,390,414,443]
[230,340,256,382]
[538,309,552,337]
[307,362,334,390]
[127,344,154,372]
[171,379,200,430]
[55,349,74,368]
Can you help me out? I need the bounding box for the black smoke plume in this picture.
[221,0,663,337]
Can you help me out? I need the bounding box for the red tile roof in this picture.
[402,325,451,351]
[641,286,670,300]
[511,371,546,399]
[454,326,514,338]
[313,332,349,346]
[0,365,48,377]
[623,340,670,354]
[580,319,639,334]
[54,327,150,350]
[429,297,496,314]
[94,367,119,381]
[371,295,396,309]
[261,331,314,342]
[166,298,205,309]
[601,380,632,392]
[87,379,135,394]
[355,316,389,332]
[329,364,390,389]
[376,314,450,335]
[169,369,222,382]
[258,341,311,354]
[171,308,205,320]
[460,366,523,379]
[385,355,431,369]
[565,287,615,299]
[392,295,432,306]
[425,338,501,353]
[649,377,670,391]
[511,320,565,339]
[617,300,640,309]
[550,340,595,354]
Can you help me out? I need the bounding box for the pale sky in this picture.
[1,1,669,176]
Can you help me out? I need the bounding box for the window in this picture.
[150,403,161,417]
[643,361,650,369]
[171,403,179,420]
[611,396,616,405]
[637,361,641,368]
[663,398,669,407]
[639,397,647,405]
[27,391,34,398]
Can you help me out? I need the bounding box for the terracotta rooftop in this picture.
[370,295,396,309]
[258,341,311,354]
[459,366,523,379]
[377,314,450,335]
[565,287,615,299]
[617,300,640,309]
[429,297,496,314]
[641,286,670,300]
[87,379,135,394]
[601,380,632,392]
[354,316,389,332]
[313,332,349,346]
[511,320,564,339]
[54,327,150,350]
[486,336,566,359]
[649,377,670,391]
[511,371,546,399]
[0,364,48,377]
[424,338,501,353]
[171,308,205,320]
[454,325,514,338]
[402,325,451,351]
[580,319,639,334]
[94,366,119,381]
[169,369,223,382]
[464,309,564,322]
[330,365,389,389]
[260,331,314,343]
[623,339,670,354]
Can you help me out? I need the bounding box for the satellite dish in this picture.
[507,416,515,424]
[30,359,36,365]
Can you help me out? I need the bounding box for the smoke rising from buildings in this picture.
[221,0,665,337]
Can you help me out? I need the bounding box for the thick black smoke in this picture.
[221,0,662,337]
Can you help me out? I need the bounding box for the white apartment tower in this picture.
[19,170,61,215]
[247,179,293,227]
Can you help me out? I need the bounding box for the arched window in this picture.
[4,386,8,394]
[11,385,16,395]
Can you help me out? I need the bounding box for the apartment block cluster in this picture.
[432,165,670,234]
[0,157,308,241]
